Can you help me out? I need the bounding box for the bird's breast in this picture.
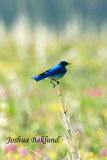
[49,73,66,80]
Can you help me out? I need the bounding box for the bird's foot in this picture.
[56,81,59,85]
[53,84,56,88]
[50,80,56,88]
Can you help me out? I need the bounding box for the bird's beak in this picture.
[67,63,71,65]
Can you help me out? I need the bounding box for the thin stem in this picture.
[30,149,46,160]
[55,84,74,153]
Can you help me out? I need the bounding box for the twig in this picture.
[55,84,74,154]
[30,149,46,160]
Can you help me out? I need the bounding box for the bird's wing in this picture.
[37,69,50,76]
[38,66,66,77]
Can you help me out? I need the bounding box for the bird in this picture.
[32,61,71,87]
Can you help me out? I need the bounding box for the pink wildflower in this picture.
[87,87,104,97]
[100,148,107,156]
[5,143,17,153]
[21,148,27,156]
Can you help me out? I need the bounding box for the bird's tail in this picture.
[32,75,47,81]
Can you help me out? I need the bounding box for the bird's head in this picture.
[59,61,71,67]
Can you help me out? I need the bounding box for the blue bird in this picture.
[32,61,70,87]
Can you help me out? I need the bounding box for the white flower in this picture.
[0,101,8,109]
[0,116,7,127]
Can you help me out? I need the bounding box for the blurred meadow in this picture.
[0,1,107,160]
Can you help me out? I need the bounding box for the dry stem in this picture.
[55,84,75,154]
[30,149,46,160]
